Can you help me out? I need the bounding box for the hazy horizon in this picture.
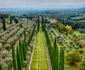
[0,0,85,9]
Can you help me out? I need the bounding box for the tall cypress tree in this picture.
[19,40,23,67]
[0,64,2,70]
[42,16,44,31]
[16,47,22,70]
[8,64,11,70]
[53,37,58,70]
[60,47,64,70]
[2,15,6,31]
[37,16,40,31]
[11,43,17,70]
[10,16,12,24]
[22,41,26,61]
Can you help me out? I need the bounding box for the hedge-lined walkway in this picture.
[30,26,50,70]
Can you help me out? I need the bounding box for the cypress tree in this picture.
[24,40,28,53]
[11,43,17,70]
[19,40,23,67]
[52,38,58,70]
[60,47,64,70]
[16,47,22,70]
[10,16,12,24]
[2,15,6,31]
[42,16,45,31]
[0,64,2,70]
[24,29,26,37]
[8,64,11,70]
[28,25,36,45]
[37,16,40,31]
[20,23,22,28]
[42,16,44,31]
[55,38,58,70]
[22,41,26,61]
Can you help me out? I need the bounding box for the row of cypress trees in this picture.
[11,24,36,70]
[37,15,45,31]
[1,15,18,31]
[42,16,45,31]
[44,26,64,70]
[11,39,27,70]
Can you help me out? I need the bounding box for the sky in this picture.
[0,0,85,9]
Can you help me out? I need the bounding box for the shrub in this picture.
[1,50,9,59]
[2,63,8,70]
[66,50,81,66]
[23,60,27,68]
[78,49,83,54]
[5,57,12,64]
[0,39,5,44]
[4,44,11,51]
[27,51,31,57]
[80,58,85,70]
[65,25,73,34]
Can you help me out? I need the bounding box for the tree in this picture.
[11,43,17,70]
[37,16,40,31]
[2,15,6,31]
[14,18,18,24]
[10,16,12,24]
[65,25,73,34]
[66,50,81,66]
[16,47,22,70]
[53,38,58,70]
[60,47,64,70]
[8,64,11,70]
[42,16,45,31]
[0,64,2,70]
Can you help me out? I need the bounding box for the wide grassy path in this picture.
[30,26,50,70]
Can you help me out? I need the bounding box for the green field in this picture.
[30,26,50,70]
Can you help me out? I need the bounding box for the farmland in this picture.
[0,9,85,70]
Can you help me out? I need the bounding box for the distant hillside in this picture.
[0,8,39,16]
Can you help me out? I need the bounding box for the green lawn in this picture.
[30,26,50,70]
